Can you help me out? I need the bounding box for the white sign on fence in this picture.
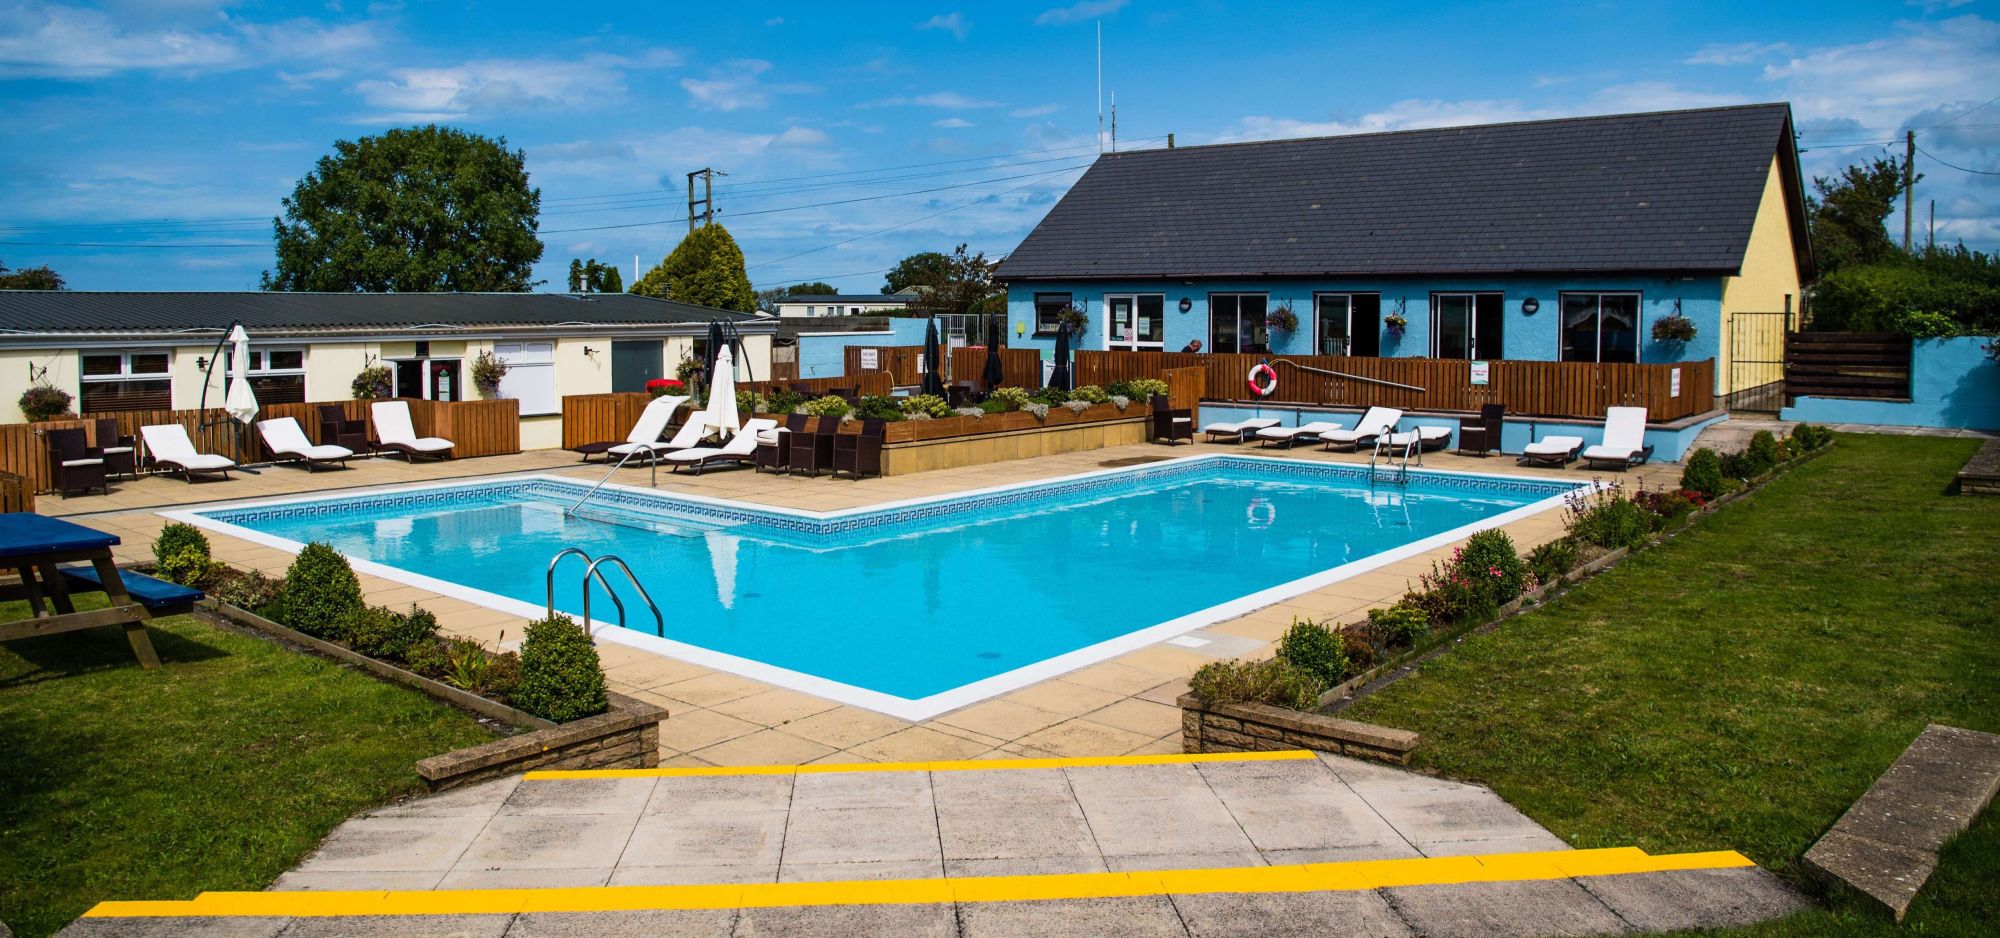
[860,348,879,370]
[1670,367,1682,397]
[1469,360,1490,387]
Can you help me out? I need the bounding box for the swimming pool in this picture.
[174,456,1583,719]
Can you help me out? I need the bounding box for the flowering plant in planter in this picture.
[645,378,685,399]
[470,350,509,397]
[1054,304,1088,334]
[1384,313,1409,339]
[351,365,393,400]
[1265,300,1299,333]
[1651,314,1698,344]
[18,383,73,422]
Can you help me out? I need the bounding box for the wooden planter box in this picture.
[1179,694,1418,765]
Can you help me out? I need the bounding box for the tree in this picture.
[784,282,838,296]
[883,251,954,294]
[0,261,64,290]
[629,223,755,312]
[567,258,623,293]
[262,125,544,292]
[909,243,1003,316]
[1806,156,1913,274]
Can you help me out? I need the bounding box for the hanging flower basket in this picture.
[1384,314,1409,339]
[1266,301,1299,333]
[1651,315,1698,344]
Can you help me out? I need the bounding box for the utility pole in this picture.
[687,168,725,233]
[1902,130,1915,253]
[1928,199,1935,253]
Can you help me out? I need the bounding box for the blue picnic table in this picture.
[0,512,199,668]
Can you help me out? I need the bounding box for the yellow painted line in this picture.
[523,749,1317,780]
[83,847,1757,919]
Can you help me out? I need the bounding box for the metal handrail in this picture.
[546,547,625,631]
[1368,426,1419,484]
[583,555,665,637]
[1268,358,1426,393]
[567,443,661,516]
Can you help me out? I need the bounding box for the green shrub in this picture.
[1031,385,1072,406]
[1563,486,1654,550]
[1459,529,1528,606]
[800,395,851,418]
[514,613,609,722]
[347,604,441,662]
[213,568,282,612]
[900,393,953,419]
[1679,448,1727,499]
[1636,488,1701,529]
[273,542,365,640]
[765,388,808,415]
[987,386,1032,412]
[1808,261,2000,334]
[1718,449,1754,481]
[404,639,451,678]
[851,395,905,421]
[1790,423,1833,451]
[1277,619,1349,686]
[1895,309,1963,338]
[1070,385,1109,404]
[151,522,214,587]
[1742,430,1784,477]
[1367,603,1431,647]
[1526,538,1579,585]
[734,389,768,414]
[978,398,1008,414]
[1188,657,1325,710]
[1125,378,1169,400]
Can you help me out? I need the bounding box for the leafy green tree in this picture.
[567,258,623,293]
[0,260,64,290]
[784,281,838,296]
[911,243,1004,316]
[262,125,544,292]
[883,251,953,293]
[1806,156,1912,274]
[630,223,755,312]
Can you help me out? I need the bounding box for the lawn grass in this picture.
[1343,434,1999,928]
[0,602,494,938]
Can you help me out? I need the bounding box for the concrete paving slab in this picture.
[1385,879,1631,938]
[1075,792,1258,858]
[605,864,778,886]
[732,902,956,938]
[945,856,1111,877]
[54,918,292,938]
[1064,763,1212,803]
[930,767,1074,807]
[1173,889,1414,937]
[269,869,447,891]
[454,814,641,871]
[779,806,941,865]
[365,777,519,818]
[937,800,1099,861]
[1576,868,1807,932]
[290,815,485,873]
[279,914,515,937]
[1200,766,1407,852]
[500,778,657,816]
[1105,852,1269,872]
[645,775,795,815]
[619,809,789,868]
[435,867,613,889]
[776,859,948,882]
[1260,843,1423,864]
[1352,785,1558,853]
[1416,831,1571,857]
[959,896,1189,938]
[505,909,736,938]
[788,769,930,810]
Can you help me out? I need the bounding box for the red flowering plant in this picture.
[645,378,686,399]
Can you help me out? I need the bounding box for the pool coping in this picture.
[163,454,1590,722]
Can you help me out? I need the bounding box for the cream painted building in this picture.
[0,292,774,451]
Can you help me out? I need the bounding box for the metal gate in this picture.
[1728,311,1792,412]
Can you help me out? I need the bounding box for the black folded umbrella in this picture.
[922,318,945,397]
[1050,321,1072,391]
[982,314,1005,390]
[702,320,724,390]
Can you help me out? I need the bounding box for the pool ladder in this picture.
[567,443,661,517]
[546,547,665,638]
[1368,427,1419,485]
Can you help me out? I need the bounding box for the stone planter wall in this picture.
[415,692,664,791]
[1179,694,1418,765]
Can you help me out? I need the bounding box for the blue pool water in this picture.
[193,458,1577,705]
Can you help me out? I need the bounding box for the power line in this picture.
[0,239,266,249]
[1919,93,2000,131]
[1916,145,2000,176]
[746,166,1084,272]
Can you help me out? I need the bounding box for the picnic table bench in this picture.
[0,513,201,668]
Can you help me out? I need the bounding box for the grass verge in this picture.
[0,602,493,938]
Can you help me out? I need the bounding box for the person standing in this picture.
[1180,339,1204,353]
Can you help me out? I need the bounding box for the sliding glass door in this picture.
[1209,294,1269,354]
[1559,293,1640,363]
[1430,293,1504,360]
[1316,293,1380,356]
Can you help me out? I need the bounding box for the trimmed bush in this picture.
[1679,448,1727,500]
[1367,603,1431,648]
[900,393,952,419]
[1188,657,1324,710]
[1526,538,1579,585]
[213,568,282,612]
[1070,385,1109,404]
[851,395,905,421]
[1744,430,1785,477]
[1125,378,1169,399]
[347,604,441,662]
[987,386,1032,412]
[514,613,609,722]
[152,522,213,587]
[1459,529,1528,606]
[1031,385,1072,406]
[800,395,851,419]
[1563,485,1653,550]
[1278,619,1349,686]
[273,542,364,640]
[1791,423,1833,451]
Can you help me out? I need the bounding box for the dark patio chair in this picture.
[757,414,809,473]
[318,405,369,453]
[789,416,839,477]
[47,426,109,498]
[834,417,887,480]
[1456,403,1505,456]
[92,418,137,480]
[947,384,978,408]
[1149,394,1194,445]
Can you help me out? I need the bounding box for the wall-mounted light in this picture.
[1521,297,1540,315]
[583,346,600,359]
[1178,298,1193,313]
[1014,322,1025,337]
[195,356,208,371]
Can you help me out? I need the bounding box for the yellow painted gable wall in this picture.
[1717,156,1806,396]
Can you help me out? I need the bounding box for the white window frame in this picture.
[1558,291,1644,364]
[79,351,172,413]
[491,341,557,416]
[1103,294,1166,351]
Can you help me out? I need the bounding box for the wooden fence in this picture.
[0,397,520,495]
[843,346,926,387]
[950,347,1044,390]
[1785,332,1910,400]
[0,471,30,513]
[559,376,900,449]
[1074,351,1715,421]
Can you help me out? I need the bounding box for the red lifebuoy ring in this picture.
[1247,363,1278,398]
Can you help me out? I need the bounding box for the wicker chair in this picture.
[756,414,809,473]
[1149,394,1194,445]
[789,416,839,477]
[1457,403,1505,456]
[92,418,138,480]
[834,417,887,480]
[47,426,109,498]
[318,405,369,453]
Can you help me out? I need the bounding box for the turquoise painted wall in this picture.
[1006,276,1723,371]
[1781,337,2000,430]
[793,319,935,378]
[1199,402,1727,462]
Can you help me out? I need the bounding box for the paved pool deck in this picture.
[42,437,1680,764]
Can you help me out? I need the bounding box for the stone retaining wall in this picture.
[1179,694,1418,765]
[1958,438,2000,495]
[415,692,665,791]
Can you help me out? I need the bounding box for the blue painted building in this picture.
[994,104,1814,399]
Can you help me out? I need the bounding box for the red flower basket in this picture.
[646,378,686,398]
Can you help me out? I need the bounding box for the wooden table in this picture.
[0,513,162,668]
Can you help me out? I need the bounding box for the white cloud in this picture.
[1906,0,1973,13]
[1760,15,2000,128]
[681,58,791,112]
[354,49,679,121]
[917,12,969,39]
[1213,99,1557,143]
[1587,82,1749,113]
[1034,0,1129,26]
[0,2,384,78]
[857,90,1003,109]
[1010,103,1061,118]
[1685,41,1792,65]
[932,117,974,128]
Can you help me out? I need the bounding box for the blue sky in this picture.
[2,0,1997,292]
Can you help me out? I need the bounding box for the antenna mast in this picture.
[1096,21,1103,153]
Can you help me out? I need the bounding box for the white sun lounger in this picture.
[1255,420,1344,448]
[371,400,454,460]
[257,417,353,471]
[1318,407,1403,451]
[1521,435,1585,466]
[1201,417,1280,443]
[1579,406,1655,470]
[605,395,690,461]
[138,424,236,483]
[666,418,778,475]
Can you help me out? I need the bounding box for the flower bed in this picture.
[1179,424,1836,759]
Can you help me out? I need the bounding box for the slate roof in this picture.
[0,291,764,337]
[995,104,1809,281]
[777,294,921,304]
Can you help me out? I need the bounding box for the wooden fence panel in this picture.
[950,347,1044,389]
[421,399,521,458]
[843,346,926,386]
[0,470,31,513]
[561,392,651,449]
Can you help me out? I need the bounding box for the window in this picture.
[493,341,556,415]
[224,347,306,404]
[1105,294,1165,350]
[1430,293,1504,360]
[1315,293,1381,357]
[1209,294,1269,353]
[392,357,461,402]
[1560,293,1640,363]
[79,352,170,413]
[1033,293,1073,336]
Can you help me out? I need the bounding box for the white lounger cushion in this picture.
[139,424,236,470]
[258,417,353,460]
[1255,421,1344,441]
[1319,407,1403,443]
[1524,435,1584,456]
[1580,407,1649,461]
[371,401,453,451]
[1203,417,1280,435]
[625,395,687,444]
[615,413,710,456]
[1415,425,1451,442]
[667,418,777,462]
